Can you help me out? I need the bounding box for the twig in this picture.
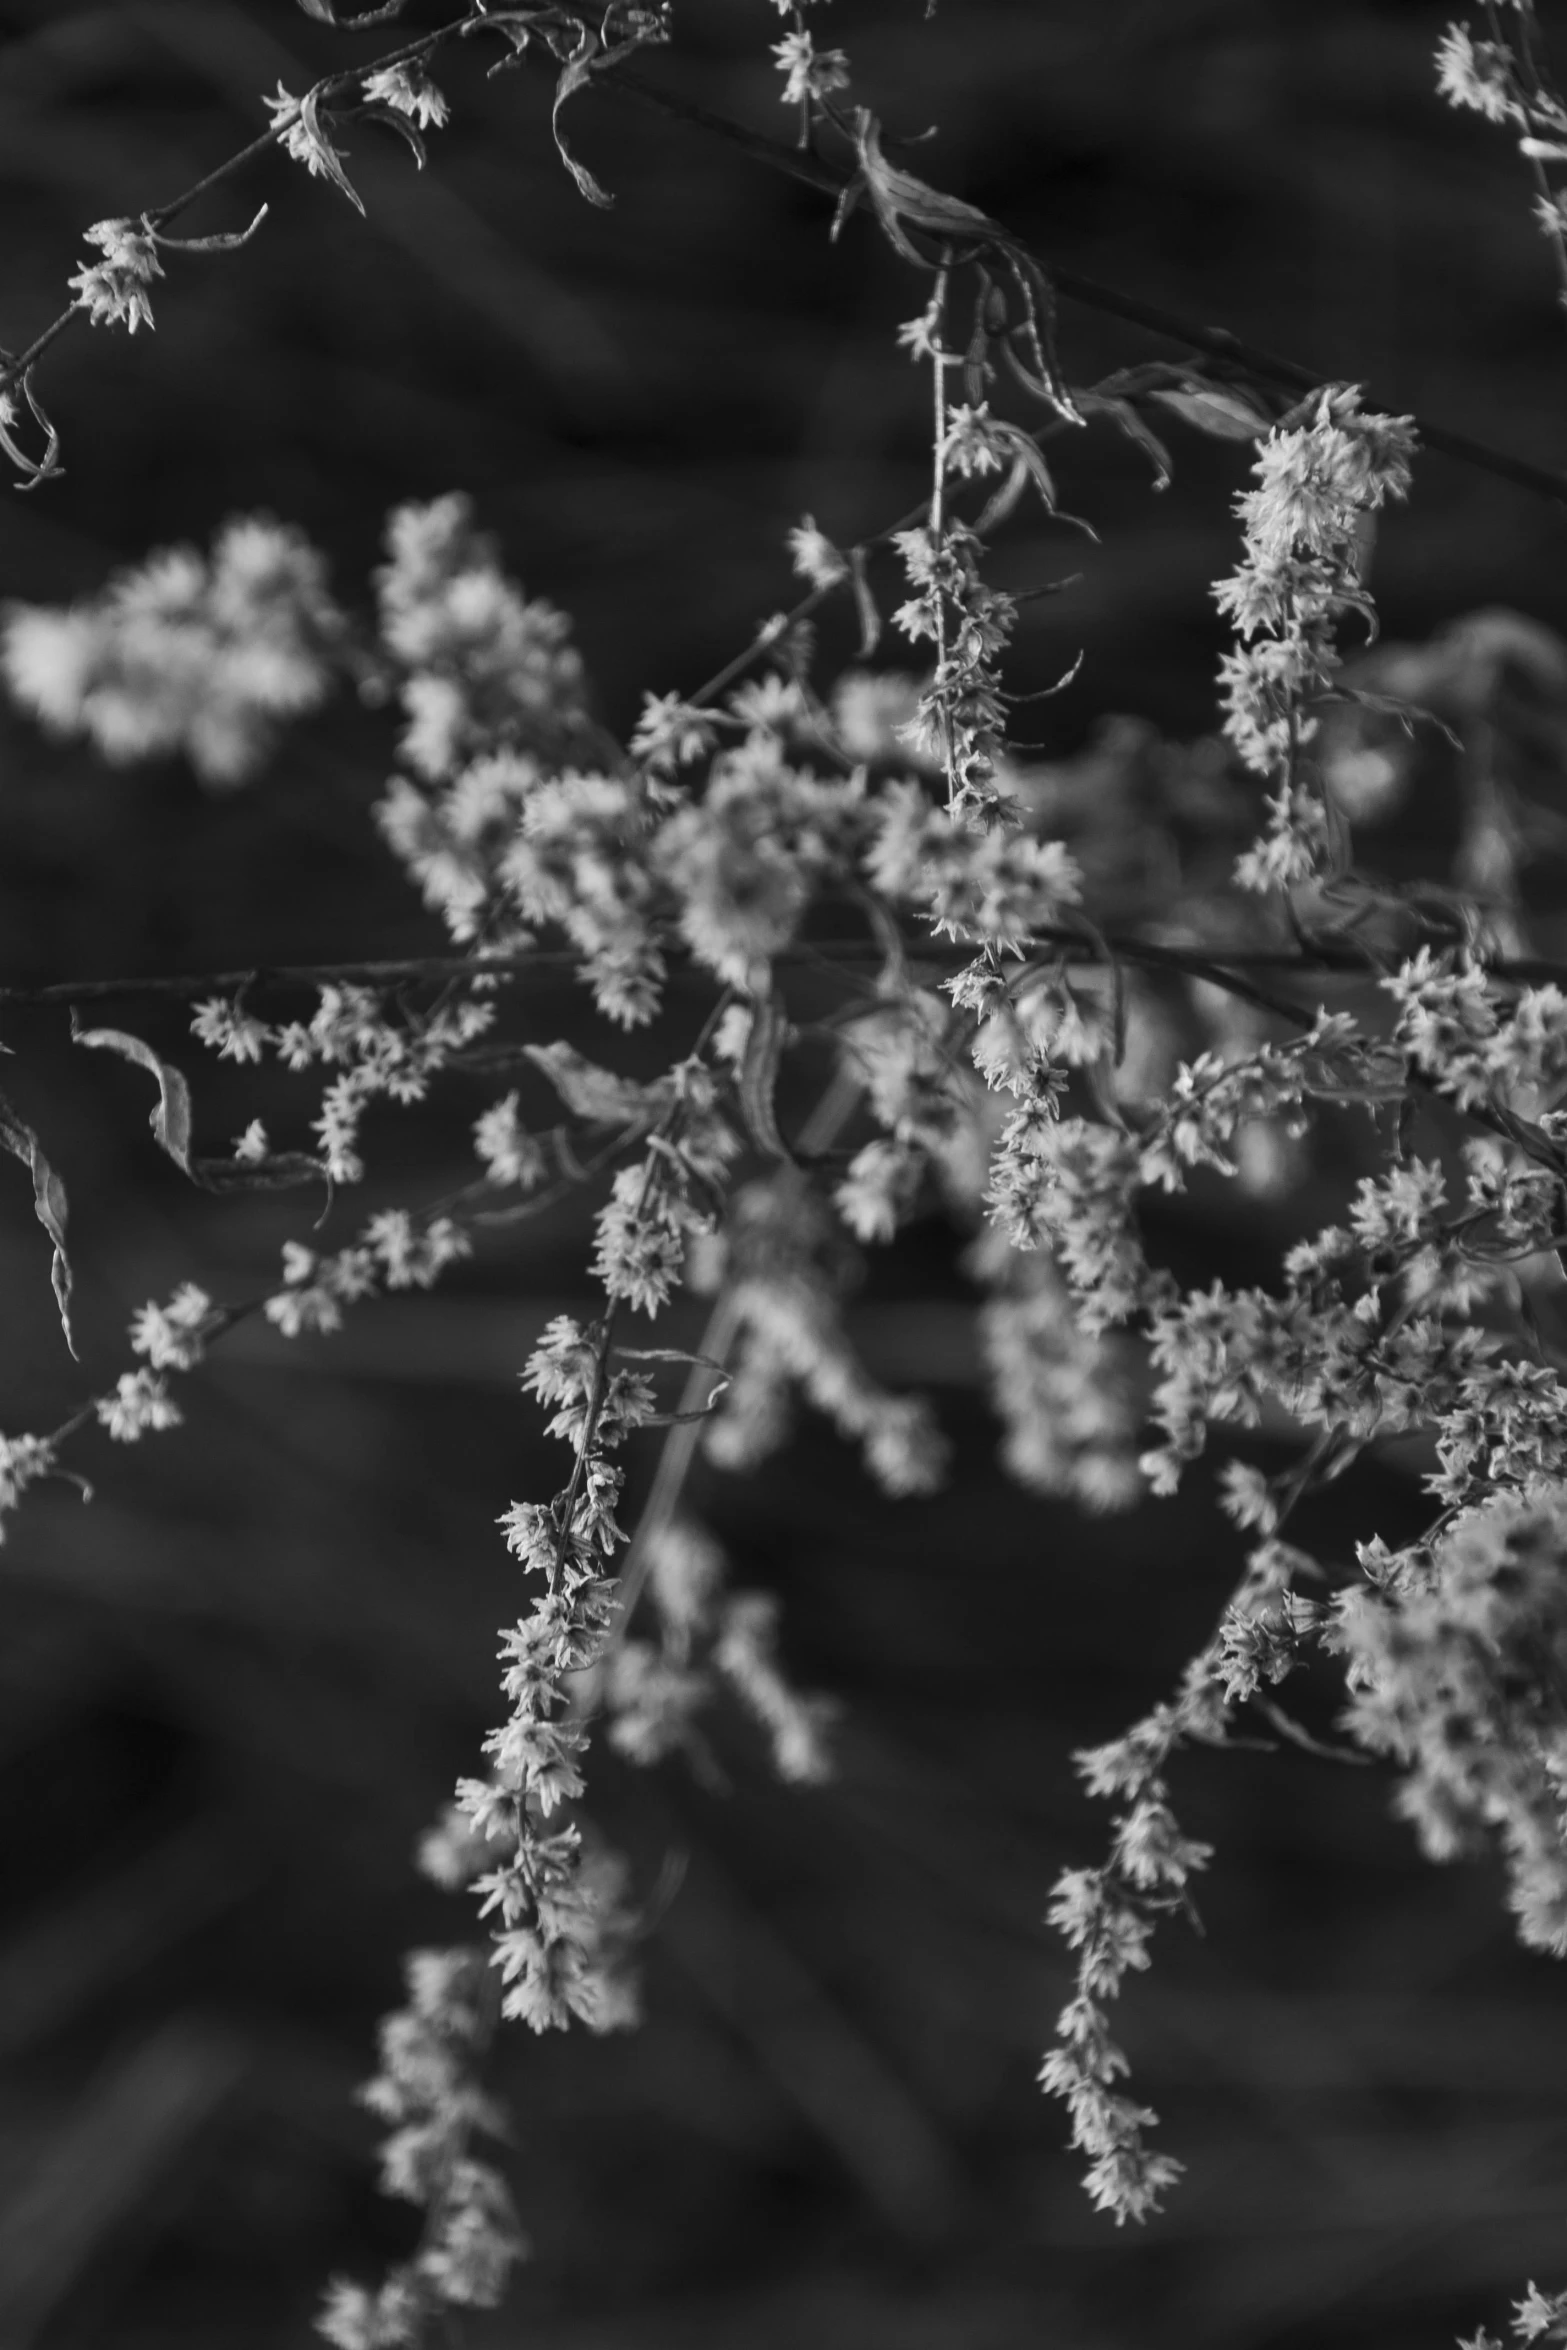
[11,929,1567,1019]
[1254,1698,1375,1767]
[0,8,477,404]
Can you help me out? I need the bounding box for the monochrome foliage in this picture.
[1,1,1566,2342]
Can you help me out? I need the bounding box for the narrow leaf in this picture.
[476,19,532,74]
[616,1346,730,1370]
[737,992,791,1162]
[848,546,882,658]
[297,0,409,24]
[7,371,64,494]
[838,109,997,264]
[973,455,1030,537]
[73,1020,195,1176]
[641,1393,731,1427]
[192,1152,326,1194]
[150,206,269,255]
[1148,382,1272,443]
[552,30,614,209]
[524,1041,668,1125]
[0,1084,75,1357]
[362,105,428,171]
[299,87,366,214]
[1077,392,1173,491]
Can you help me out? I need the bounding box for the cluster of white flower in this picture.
[362,64,450,132]
[1436,11,1567,307]
[604,1518,835,1780]
[868,778,1083,945]
[67,217,163,334]
[502,768,664,1023]
[1,515,343,785]
[375,494,591,783]
[265,1213,471,1338]
[1214,385,1416,892]
[1041,1836,1197,2222]
[0,1430,57,1543]
[318,1949,523,2348]
[471,1091,550,1191]
[1334,1489,1567,1954]
[970,1227,1143,1511]
[451,1315,647,2034]
[1042,1536,1306,2222]
[772,28,850,110]
[1461,2279,1567,2350]
[1437,22,1521,126]
[890,512,1022,815]
[192,982,495,1185]
[89,1280,221,1445]
[588,1055,738,1317]
[829,982,980,1239]
[987,1110,1150,1335]
[1385,948,1567,1117]
[655,735,860,988]
[702,1170,948,1496]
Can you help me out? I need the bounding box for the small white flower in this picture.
[771,31,850,108]
[69,218,163,334]
[363,64,450,130]
[786,514,849,590]
[1435,21,1517,123]
[98,1369,182,1442]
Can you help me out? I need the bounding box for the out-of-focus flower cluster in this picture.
[1435,11,1567,308]
[1334,1488,1567,1956]
[317,1950,524,2348]
[2,516,343,785]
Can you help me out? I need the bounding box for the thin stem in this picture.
[591,54,1567,510]
[0,8,480,403]
[588,1286,742,1687]
[1487,0,1567,311]
[928,262,955,809]
[12,930,1567,1017]
[580,1050,864,1700]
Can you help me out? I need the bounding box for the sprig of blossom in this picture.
[362,64,450,130]
[375,495,592,784]
[1435,10,1567,308]
[771,30,850,110]
[591,1057,738,1315]
[130,1281,219,1371]
[704,1171,949,1496]
[602,1518,835,1778]
[1043,1540,1310,2223]
[193,983,497,1184]
[0,1432,57,1544]
[318,1950,525,2346]
[1332,1488,1567,1955]
[67,217,163,334]
[1214,385,1416,892]
[97,1366,183,1442]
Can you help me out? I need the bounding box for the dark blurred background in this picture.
[1,1,1567,2344]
